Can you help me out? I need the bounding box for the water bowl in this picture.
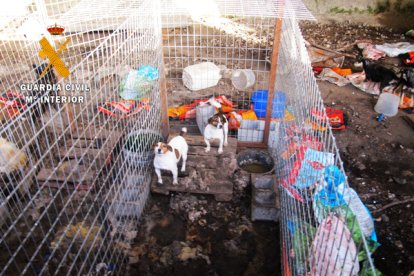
[237,149,274,174]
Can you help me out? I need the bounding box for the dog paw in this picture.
[205,148,210,153]
[218,148,223,154]
[172,181,179,185]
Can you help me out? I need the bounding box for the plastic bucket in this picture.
[196,104,216,134]
[123,130,163,167]
[231,69,255,90]
[252,90,286,119]
[374,93,400,117]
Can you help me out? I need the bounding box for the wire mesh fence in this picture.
[0,0,163,274]
[0,0,380,275]
[162,16,274,140]
[268,17,379,276]
[162,1,379,273]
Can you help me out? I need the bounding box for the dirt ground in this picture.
[319,81,414,276]
[302,21,414,275]
[128,181,280,275]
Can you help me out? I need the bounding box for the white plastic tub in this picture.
[182,62,221,91]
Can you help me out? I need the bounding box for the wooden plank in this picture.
[151,176,233,201]
[39,181,95,191]
[151,179,233,194]
[65,132,121,151]
[40,181,95,191]
[188,145,236,156]
[169,123,200,135]
[37,165,96,183]
[237,141,268,149]
[65,139,101,148]
[57,147,110,159]
[263,18,283,145]
[183,135,237,148]
[160,51,170,140]
[60,128,121,140]
[150,141,235,202]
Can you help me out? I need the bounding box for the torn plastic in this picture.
[318,68,350,86]
[376,42,414,57]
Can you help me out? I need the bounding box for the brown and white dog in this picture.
[153,127,188,185]
[204,111,228,154]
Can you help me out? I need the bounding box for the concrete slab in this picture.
[251,174,280,221]
[251,205,279,222]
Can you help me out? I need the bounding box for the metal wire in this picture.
[1,0,377,275]
[0,0,162,274]
[163,14,277,139]
[268,17,378,276]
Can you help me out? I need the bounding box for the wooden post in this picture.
[263,18,283,145]
[160,55,170,140]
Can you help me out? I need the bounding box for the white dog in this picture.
[153,127,188,185]
[204,111,228,154]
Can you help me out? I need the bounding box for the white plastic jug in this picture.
[231,69,255,90]
[196,104,216,135]
[182,62,221,91]
[374,93,400,117]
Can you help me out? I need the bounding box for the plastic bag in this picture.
[309,215,359,276]
[318,68,350,87]
[338,183,375,238]
[375,42,414,57]
[228,112,241,130]
[119,66,159,100]
[241,110,258,120]
[292,149,335,189]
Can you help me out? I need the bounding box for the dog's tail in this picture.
[179,127,187,136]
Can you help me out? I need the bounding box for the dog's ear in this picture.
[208,117,213,124]
[167,145,173,152]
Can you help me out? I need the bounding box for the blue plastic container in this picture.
[252,90,286,119]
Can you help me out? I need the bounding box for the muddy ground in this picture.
[127,176,280,276]
[303,21,414,275]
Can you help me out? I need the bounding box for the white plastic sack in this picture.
[338,184,375,238]
[357,42,386,60]
[310,215,360,276]
[347,72,397,95]
[318,68,350,87]
[182,62,221,91]
[347,72,380,95]
[375,42,414,57]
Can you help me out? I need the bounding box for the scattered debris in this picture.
[376,42,414,57]
[317,68,350,86]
